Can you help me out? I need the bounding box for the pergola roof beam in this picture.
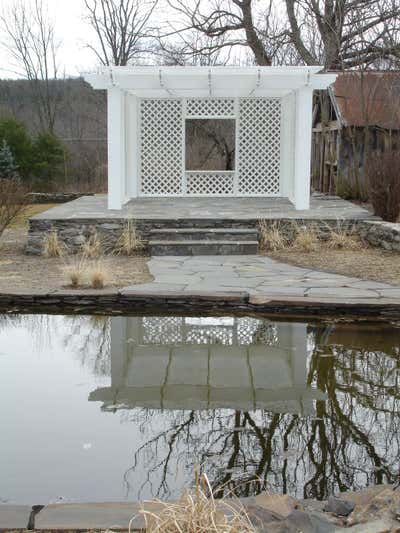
[83,66,336,94]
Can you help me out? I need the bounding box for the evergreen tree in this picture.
[0,139,19,179]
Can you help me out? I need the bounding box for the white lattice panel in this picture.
[141,316,183,344]
[186,172,234,195]
[139,317,278,346]
[139,99,183,195]
[186,98,235,117]
[236,318,278,345]
[238,98,281,195]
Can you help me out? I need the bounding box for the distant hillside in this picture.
[0,77,107,191]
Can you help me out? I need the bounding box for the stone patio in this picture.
[30,194,374,221]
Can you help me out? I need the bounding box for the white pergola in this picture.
[84,66,336,210]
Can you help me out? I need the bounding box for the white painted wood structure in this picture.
[90,316,324,413]
[84,66,337,210]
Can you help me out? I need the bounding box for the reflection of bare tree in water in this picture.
[0,314,111,376]
[123,328,400,501]
[62,316,111,376]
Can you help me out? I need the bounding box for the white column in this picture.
[110,317,128,387]
[293,86,313,210]
[126,95,139,198]
[107,87,126,210]
[280,92,295,201]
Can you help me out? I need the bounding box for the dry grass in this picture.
[267,245,400,285]
[63,257,87,288]
[258,220,287,251]
[42,230,65,258]
[63,258,110,289]
[81,232,103,259]
[133,473,257,533]
[87,262,109,289]
[0,227,152,291]
[292,224,319,252]
[114,220,145,255]
[325,222,365,250]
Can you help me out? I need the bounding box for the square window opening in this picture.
[185,119,236,171]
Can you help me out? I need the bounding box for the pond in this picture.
[0,314,399,505]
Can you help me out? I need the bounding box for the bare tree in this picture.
[0,0,61,133]
[166,0,280,66]
[156,29,237,66]
[286,0,400,70]
[167,0,400,70]
[84,0,159,66]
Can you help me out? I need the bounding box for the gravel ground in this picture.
[268,245,400,286]
[0,227,152,291]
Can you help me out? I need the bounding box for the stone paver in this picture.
[31,194,375,221]
[122,255,399,304]
[0,504,32,529]
[35,502,141,530]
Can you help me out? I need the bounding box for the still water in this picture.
[0,314,399,504]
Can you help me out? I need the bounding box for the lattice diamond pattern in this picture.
[139,317,278,346]
[238,98,281,195]
[186,98,235,117]
[141,316,183,344]
[138,97,282,197]
[186,172,234,195]
[140,99,183,195]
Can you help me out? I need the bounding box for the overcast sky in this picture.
[1,0,105,79]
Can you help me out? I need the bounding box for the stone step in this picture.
[149,227,258,241]
[149,240,259,256]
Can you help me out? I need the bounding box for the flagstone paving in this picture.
[122,255,399,302]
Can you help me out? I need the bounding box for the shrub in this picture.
[365,151,400,222]
[0,178,27,238]
[31,132,66,184]
[0,118,32,179]
[0,140,19,179]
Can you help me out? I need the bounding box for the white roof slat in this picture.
[83,66,336,94]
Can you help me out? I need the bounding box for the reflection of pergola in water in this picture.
[90,316,324,414]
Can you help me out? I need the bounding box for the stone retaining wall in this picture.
[27,216,399,256]
[27,192,95,204]
[1,289,400,319]
[26,217,368,255]
[358,220,400,251]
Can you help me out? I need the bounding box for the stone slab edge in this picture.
[0,289,400,319]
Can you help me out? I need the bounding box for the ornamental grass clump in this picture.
[132,473,257,533]
[326,221,365,250]
[87,261,109,289]
[292,223,319,252]
[43,230,65,257]
[114,220,145,255]
[81,232,103,259]
[64,257,87,288]
[258,219,287,251]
